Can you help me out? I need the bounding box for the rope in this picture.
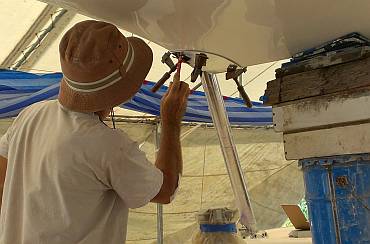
[130,160,296,216]
[130,210,199,215]
[254,161,295,187]
[180,124,203,141]
[126,237,156,242]
[139,130,155,149]
[250,199,282,214]
[229,61,278,97]
[181,162,294,178]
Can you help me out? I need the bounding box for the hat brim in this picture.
[58,37,153,112]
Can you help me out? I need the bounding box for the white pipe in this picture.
[201,72,256,234]
[154,122,164,244]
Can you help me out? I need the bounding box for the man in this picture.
[0,20,189,243]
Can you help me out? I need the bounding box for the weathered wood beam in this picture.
[263,56,370,106]
[273,88,370,133]
[284,123,370,160]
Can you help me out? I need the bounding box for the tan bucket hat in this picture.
[58,20,153,112]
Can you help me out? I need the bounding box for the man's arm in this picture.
[151,124,181,204]
[151,65,189,204]
[0,155,7,211]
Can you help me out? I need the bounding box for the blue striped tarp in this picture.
[0,70,272,126]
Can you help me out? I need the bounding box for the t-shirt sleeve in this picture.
[105,132,163,209]
[0,130,10,158]
[0,120,16,159]
[0,106,30,158]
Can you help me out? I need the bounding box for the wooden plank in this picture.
[283,123,370,160]
[263,56,370,105]
[273,89,370,132]
[272,107,283,132]
[264,78,281,105]
[275,46,370,78]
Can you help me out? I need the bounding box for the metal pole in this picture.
[201,72,256,234]
[12,9,68,70]
[0,5,58,69]
[154,122,164,244]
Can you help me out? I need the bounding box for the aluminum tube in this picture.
[12,9,68,70]
[155,122,164,244]
[156,204,163,243]
[201,72,256,233]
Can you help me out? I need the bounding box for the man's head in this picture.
[58,20,153,113]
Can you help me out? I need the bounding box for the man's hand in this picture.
[151,67,189,204]
[160,67,190,127]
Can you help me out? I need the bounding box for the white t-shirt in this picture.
[0,100,163,244]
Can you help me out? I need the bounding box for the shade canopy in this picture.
[0,70,272,125]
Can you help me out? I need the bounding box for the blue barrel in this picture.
[299,154,370,244]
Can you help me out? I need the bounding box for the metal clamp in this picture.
[226,64,252,108]
[151,52,177,93]
[191,53,208,83]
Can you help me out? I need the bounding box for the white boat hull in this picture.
[41,0,370,72]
